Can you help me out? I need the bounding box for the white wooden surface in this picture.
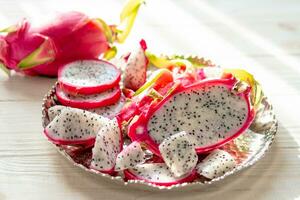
[0,0,300,199]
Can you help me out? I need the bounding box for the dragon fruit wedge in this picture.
[124,163,197,186]
[0,0,143,76]
[123,39,148,91]
[115,141,146,171]
[159,131,198,177]
[58,59,121,95]
[196,149,237,179]
[90,118,123,172]
[44,107,109,145]
[56,85,121,109]
[47,105,65,121]
[128,77,255,155]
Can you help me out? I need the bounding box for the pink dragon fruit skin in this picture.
[0,11,109,76]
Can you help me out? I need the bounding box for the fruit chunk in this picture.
[159,131,198,177]
[58,59,121,95]
[128,77,255,155]
[56,85,121,109]
[196,149,236,179]
[115,141,146,171]
[90,118,123,172]
[44,107,109,145]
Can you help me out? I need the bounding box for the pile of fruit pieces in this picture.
[44,40,261,187]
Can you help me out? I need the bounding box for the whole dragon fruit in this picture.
[0,0,143,76]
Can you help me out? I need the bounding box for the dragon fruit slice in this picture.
[47,105,65,121]
[196,149,236,179]
[123,39,148,91]
[88,95,125,118]
[44,107,109,145]
[124,163,197,186]
[48,95,125,120]
[58,59,121,95]
[128,77,255,155]
[56,85,121,109]
[90,118,123,172]
[115,141,146,171]
[159,131,198,177]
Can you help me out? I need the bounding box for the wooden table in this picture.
[0,0,299,199]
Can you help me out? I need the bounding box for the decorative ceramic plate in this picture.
[41,56,278,190]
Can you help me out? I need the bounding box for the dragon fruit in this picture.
[44,107,109,145]
[196,149,236,179]
[88,95,125,118]
[115,141,146,171]
[49,95,125,120]
[47,105,65,121]
[90,118,123,172]
[124,163,197,186]
[56,85,121,109]
[0,0,143,76]
[128,77,255,156]
[159,131,198,177]
[58,59,121,95]
[123,39,148,90]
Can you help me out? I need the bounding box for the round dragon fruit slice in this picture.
[56,85,121,109]
[124,163,197,186]
[90,117,123,173]
[128,78,255,155]
[88,95,125,118]
[58,59,121,95]
[48,95,125,120]
[44,107,109,145]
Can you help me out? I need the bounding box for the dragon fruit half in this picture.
[128,77,255,156]
[0,0,143,76]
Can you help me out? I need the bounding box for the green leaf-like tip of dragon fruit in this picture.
[148,88,163,100]
[166,55,214,68]
[94,18,114,43]
[146,53,213,70]
[0,62,10,76]
[116,0,144,43]
[0,24,18,33]
[223,68,263,109]
[103,46,117,60]
[17,35,56,70]
[146,52,194,70]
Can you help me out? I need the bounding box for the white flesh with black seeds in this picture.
[48,105,65,121]
[159,131,198,177]
[61,60,119,86]
[128,163,191,183]
[196,149,236,179]
[91,118,122,171]
[124,45,147,90]
[88,96,125,118]
[45,108,109,141]
[115,141,146,171]
[148,85,248,147]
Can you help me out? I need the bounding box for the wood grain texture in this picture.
[0,0,300,199]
